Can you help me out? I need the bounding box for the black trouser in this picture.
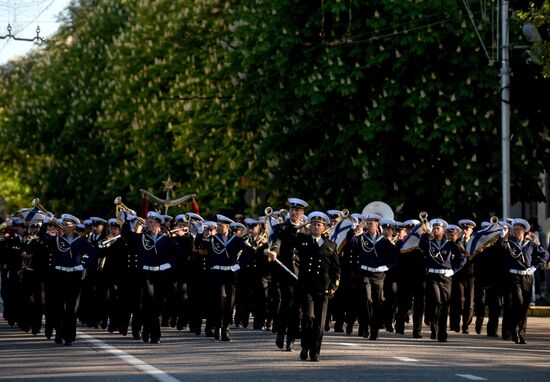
[188,270,212,334]
[50,270,83,342]
[301,292,329,359]
[426,273,452,340]
[275,279,301,342]
[382,268,398,330]
[175,278,189,329]
[395,270,426,335]
[142,270,172,342]
[234,268,254,327]
[359,271,385,337]
[77,270,97,326]
[474,279,502,336]
[117,270,143,337]
[1,269,19,325]
[251,273,270,329]
[339,275,362,329]
[505,273,532,340]
[210,270,236,335]
[450,273,474,332]
[20,271,45,334]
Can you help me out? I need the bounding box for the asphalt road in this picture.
[1,315,549,382]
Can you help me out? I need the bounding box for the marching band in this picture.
[0,197,548,361]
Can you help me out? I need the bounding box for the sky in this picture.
[0,0,72,65]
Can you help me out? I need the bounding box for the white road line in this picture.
[77,331,181,382]
[336,342,361,347]
[392,356,418,362]
[455,374,487,381]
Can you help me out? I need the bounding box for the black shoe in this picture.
[54,337,63,345]
[119,326,128,336]
[310,354,320,362]
[368,335,378,341]
[346,324,353,335]
[142,330,150,343]
[385,325,394,333]
[150,339,161,344]
[205,328,214,337]
[462,329,469,334]
[451,326,460,333]
[518,336,527,344]
[275,333,284,349]
[100,320,108,330]
[413,332,423,339]
[221,334,231,342]
[169,317,177,328]
[64,340,72,346]
[475,319,482,334]
[300,348,308,361]
[45,327,52,340]
[430,332,437,340]
[107,323,115,333]
[487,332,498,337]
[324,323,330,332]
[214,328,220,340]
[286,338,295,351]
[334,322,344,333]
[437,337,448,342]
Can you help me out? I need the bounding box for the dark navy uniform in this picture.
[188,232,213,336]
[121,222,181,344]
[297,234,339,361]
[205,232,253,341]
[349,231,399,340]
[395,246,426,337]
[270,220,309,349]
[335,238,362,334]
[500,235,548,343]
[40,223,97,345]
[419,234,466,342]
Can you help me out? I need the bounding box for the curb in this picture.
[528,306,550,317]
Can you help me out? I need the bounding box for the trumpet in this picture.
[490,216,499,224]
[98,234,121,249]
[170,226,189,235]
[32,198,63,230]
[419,211,430,235]
[322,209,350,235]
[114,196,146,225]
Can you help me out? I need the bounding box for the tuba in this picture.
[362,201,394,220]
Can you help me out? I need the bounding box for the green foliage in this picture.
[0,0,549,222]
[516,1,550,78]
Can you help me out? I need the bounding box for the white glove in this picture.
[351,217,359,230]
[43,215,51,224]
[500,227,509,238]
[74,264,84,271]
[231,264,241,272]
[159,263,172,271]
[526,266,537,275]
[444,269,454,277]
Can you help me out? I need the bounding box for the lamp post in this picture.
[501,0,511,218]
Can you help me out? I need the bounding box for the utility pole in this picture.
[501,0,511,218]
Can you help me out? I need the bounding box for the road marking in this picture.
[77,331,181,382]
[455,374,487,381]
[393,356,418,362]
[336,342,361,347]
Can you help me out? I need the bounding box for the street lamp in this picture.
[501,0,511,218]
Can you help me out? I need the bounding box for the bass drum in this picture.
[362,201,394,220]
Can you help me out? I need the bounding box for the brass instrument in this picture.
[32,198,63,230]
[114,196,146,226]
[419,211,430,235]
[322,209,350,236]
[490,216,499,224]
[98,234,121,249]
[170,226,189,235]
